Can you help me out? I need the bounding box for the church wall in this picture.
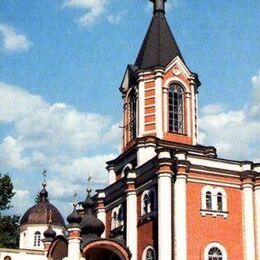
[136,193,157,260]
[186,179,244,259]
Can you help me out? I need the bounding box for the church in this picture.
[0,0,259,259]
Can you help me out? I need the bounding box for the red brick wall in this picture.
[186,180,244,259]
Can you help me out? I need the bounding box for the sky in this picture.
[0,0,259,218]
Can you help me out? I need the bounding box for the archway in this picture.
[82,239,131,260]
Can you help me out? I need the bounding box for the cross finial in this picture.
[150,0,167,13]
[42,169,47,187]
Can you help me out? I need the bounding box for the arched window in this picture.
[143,193,149,214]
[141,188,157,215]
[206,191,212,210]
[142,246,156,260]
[204,242,227,260]
[169,84,184,133]
[111,205,124,230]
[129,93,137,140]
[34,231,41,247]
[217,192,223,211]
[208,247,223,260]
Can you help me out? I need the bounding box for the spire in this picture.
[135,0,184,70]
[150,0,166,13]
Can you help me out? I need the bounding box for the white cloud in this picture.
[0,23,32,52]
[62,0,108,27]
[0,82,121,213]
[199,71,260,162]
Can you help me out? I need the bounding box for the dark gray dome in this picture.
[20,183,65,227]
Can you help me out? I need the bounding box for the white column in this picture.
[138,79,145,137]
[126,172,137,260]
[174,173,187,260]
[155,72,163,139]
[157,149,172,260]
[96,191,106,238]
[190,83,196,145]
[67,228,81,260]
[242,182,256,260]
[254,182,260,259]
[185,92,191,137]
[107,166,116,185]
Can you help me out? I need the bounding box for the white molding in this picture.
[155,74,163,139]
[138,81,145,136]
[203,242,227,260]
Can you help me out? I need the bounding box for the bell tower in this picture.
[120,0,200,149]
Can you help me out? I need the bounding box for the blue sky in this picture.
[0,0,259,217]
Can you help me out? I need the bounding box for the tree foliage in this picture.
[0,173,20,248]
[0,215,20,248]
[0,173,15,210]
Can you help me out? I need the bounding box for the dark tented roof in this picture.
[135,11,184,70]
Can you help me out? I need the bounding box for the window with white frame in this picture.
[201,186,228,217]
[204,242,227,260]
[141,187,157,216]
[111,205,124,230]
[168,83,184,134]
[34,231,41,247]
[142,246,156,260]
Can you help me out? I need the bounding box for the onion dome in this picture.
[67,203,82,225]
[43,224,56,239]
[20,182,65,227]
[80,188,105,244]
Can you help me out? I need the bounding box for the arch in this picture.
[163,77,190,93]
[121,163,133,178]
[204,242,227,260]
[47,235,68,259]
[82,239,131,260]
[4,256,12,260]
[142,246,156,260]
[168,83,185,133]
[34,231,41,247]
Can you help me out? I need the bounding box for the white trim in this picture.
[142,246,156,260]
[138,81,145,136]
[121,163,133,178]
[188,176,241,189]
[203,242,227,260]
[254,187,260,259]
[155,73,163,138]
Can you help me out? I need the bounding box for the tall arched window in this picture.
[217,192,223,211]
[206,191,212,210]
[34,231,41,247]
[141,188,157,216]
[129,93,137,140]
[169,84,184,133]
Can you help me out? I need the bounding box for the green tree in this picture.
[0,173,20,248]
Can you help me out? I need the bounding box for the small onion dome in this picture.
[80,189,104,239]
[43,224,56,240]
[67,203,81,225]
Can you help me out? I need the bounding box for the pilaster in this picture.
[96,191,106,238]
[155,70,164,139]
[107,165,116,185]
[174,159,189,260]
[126,171,137,260]
[241,171,256,260]
[156,148,173,260]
